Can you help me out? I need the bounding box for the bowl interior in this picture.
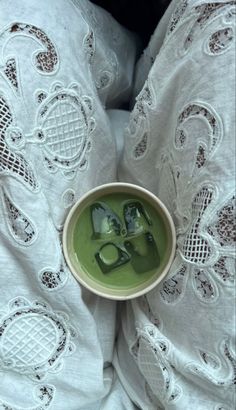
[63,183,176,300]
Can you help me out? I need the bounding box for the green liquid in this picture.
[73,193,168,290]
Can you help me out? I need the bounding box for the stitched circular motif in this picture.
[35,83,95,171]
[0,298,76,380]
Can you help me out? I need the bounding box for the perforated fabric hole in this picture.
[193,269,216,300]
[160,265,187,304]
[4,58,18,90]
[133,133,148,158]
[208,27,234,54]
[213,256,234,283]
[208,196,236,246]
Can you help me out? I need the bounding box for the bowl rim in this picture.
[62,182,176,300]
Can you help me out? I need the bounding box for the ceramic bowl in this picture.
[63,182,176,300]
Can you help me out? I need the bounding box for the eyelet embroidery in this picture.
[83,29,95,64]
[0,297,76,381]
[32,82,95,172]
[0,95,39,192]
[3,58,18,92]
[128,80,154,137]
[62,188,75,209]
[213,256,235,285]
[133,133,148,159]
[174,103,222,177]
[38,262,69,291]
[167,0,188,35]
[160,264,187,304]
[192,268,218,302]
[207,196,236,247]
[0,384,55,410]
[1,188,37,246]
[183,2,235,52]
[0,23,58,74]
[207,27,234,54]
[186,339,235,388]
[198,349,221,369]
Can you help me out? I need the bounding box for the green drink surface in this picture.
[73,193,168,289]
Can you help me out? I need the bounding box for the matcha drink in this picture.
[73,192,168,290]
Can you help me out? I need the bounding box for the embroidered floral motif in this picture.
[0,385,55,410]
[34,82,95,172]
[0,23,58,74]
[0,297,76,381]
[2,189,37,246]
[38,262,69,291]
[208,196,236,247]
[160,265,187,304]
[0,95,39,191]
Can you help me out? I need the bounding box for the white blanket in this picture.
[0,0,235,409]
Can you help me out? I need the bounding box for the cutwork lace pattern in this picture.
[0,298,76,381]
[38,261,69,291]
[158,97,235,306]
[167,0,188,35]
[0,23,58,74]
[34,82,95,173]
[186,339,236,387]
[2,189,37,246]
[126,81,154,160]
[184,2,236,52]
[0,96,39,191]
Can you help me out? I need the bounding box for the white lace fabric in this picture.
[117,0,236,409]
[0,0,235,409]
[0,0,137,409]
